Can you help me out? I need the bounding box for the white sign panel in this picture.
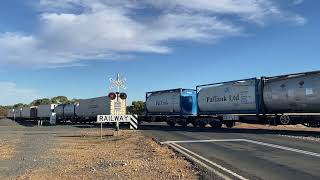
[114,102,121,111]
[97,115,138,129]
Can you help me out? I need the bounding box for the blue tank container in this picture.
[146,88,197,116]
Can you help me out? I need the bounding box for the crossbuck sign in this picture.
[97,115,138,129]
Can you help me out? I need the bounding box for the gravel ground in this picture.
[0,119,62,179]
[0,119,200,180]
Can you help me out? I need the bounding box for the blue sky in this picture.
[0,0,319,105]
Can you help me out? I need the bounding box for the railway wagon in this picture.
[14,108,22,120]
[197,71,320,127]
[7,109,14,119]
[54,104,64,122]
[144,89,197,126]
[55,104,78,122]
[262,71,320,126]
[74,96,126,122]
[197,78,261,128]
[37,104,57,120]
[21,107,37,120]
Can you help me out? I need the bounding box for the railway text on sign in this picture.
[97,115,138,129]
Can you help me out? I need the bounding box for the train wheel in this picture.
[167,121,175,127]
[192,122,198,127]
[225,122,234,128]
[180,122,188,127]
[279,115,290,125]
[199,121,207,128]
[309,121,320,128]
[210,121,222,129]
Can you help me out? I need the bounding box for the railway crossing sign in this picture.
[97,115,138,129]
[108,73,128,132]
[109,73,127,90]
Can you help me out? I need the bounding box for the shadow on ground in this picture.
[1,118,133,130]
[139,123,320,138]
[2,118,320,138]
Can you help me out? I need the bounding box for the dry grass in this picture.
[0,143,15,160]
[18,130,199,180]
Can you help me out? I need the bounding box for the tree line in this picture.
[0,96,80,117]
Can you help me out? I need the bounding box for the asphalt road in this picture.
[141,122,320,180]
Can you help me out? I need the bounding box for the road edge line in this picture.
[167,142,233,180]
[162,139,245,144]
[172,143,248,180]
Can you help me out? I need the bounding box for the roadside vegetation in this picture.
[127,101,145,115]
[0,96,80,118]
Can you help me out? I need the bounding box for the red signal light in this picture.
[108,92,116,100]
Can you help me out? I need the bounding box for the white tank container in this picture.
[146,91,181,113]
[64,104,75,118]
[75,104,80,116]
[198,79,257,113]
[55,105,64,119]
[78,96,111,119]
[37,104,57,118]
[14,108,22,118]
[7,109,14,118]
[263,73,320,113]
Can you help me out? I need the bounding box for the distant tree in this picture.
[30,98,51,106]
[127,101,145,115]
[68,98,80,104]
[51,96,69,104]
[13,103,28,108]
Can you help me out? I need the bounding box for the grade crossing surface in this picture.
[141,123,320,180]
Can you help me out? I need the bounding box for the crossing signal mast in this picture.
[108,73,127,131]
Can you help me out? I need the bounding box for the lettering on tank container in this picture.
[146,91,181,113]
[155,100,169,106]
[198,80,257,113]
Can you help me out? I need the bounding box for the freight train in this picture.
[7,96,126,124]
[7,71,320,128]
[142,71,320,128]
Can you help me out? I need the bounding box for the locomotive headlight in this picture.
[119,93,127,100]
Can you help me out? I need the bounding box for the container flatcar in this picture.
[37,104,57,120]
[75,96,126,122]
[262,71,320,126]
[144,88,197,126]
[14,108,22,120]
[195,71,320,127]
[55,104,78,122]
[21,106,37,120]
[196,78,261,128]
[7,109,14,119]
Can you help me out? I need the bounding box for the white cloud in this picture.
[147,0,306,25]
[293,0,304,5]
[0,82,39,105]
[0,0,306,67]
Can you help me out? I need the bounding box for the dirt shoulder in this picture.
[0,119,20,160]
[18,130,199,180]
[0,141,16,160]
